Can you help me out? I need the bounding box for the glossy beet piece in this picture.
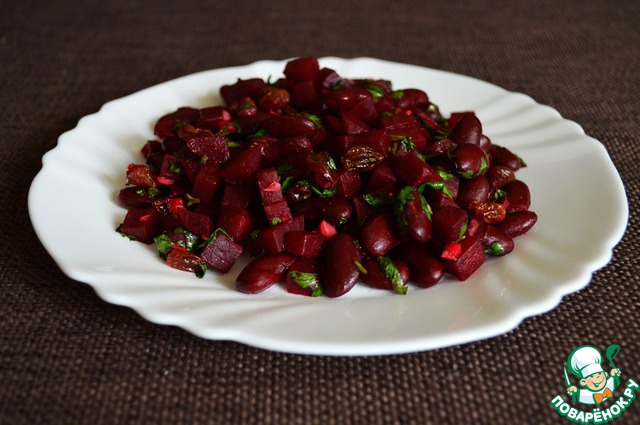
[432,206,468,244]
[220,145,262,182]
[341,109,370,134]
[395,151,441,187]
[263,200,293,225]
[322,233,362,298]
[118,187,157,208]
[450,114,482,146]
[236,253,297,294]
[496,211,537,238]
[360,258,409,291]
[220,78,266,105]
[191,163,221,203]
[221,182,254,209]
[119,208,162,244]
[285,231,325,258]
[200,230,244,274]
[391,243,444,288]
[284,56,320,82]
[360,213,402,257]
[178,209,213,239]
[257,168,285,206]
[286,257,322,296]
[185,134,230,166]
[440,236,485,281]
[217,205,253,242]
[256,215,304,254]
[316,67,342,91]
[334,169,362,198]
[153,107,200,138]
[503,180,531,212]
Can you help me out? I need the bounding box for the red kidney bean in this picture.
[490,145,523,170]
[323,198,354,227]
[263,115,318,139]
[360,258,410,291]
[281,136,313,157]
[456,175,491,208]
[479,134,492,151]
[236,253,297,294]
[481,225,514,256]
[360,212,402,256]
[404,195,432,243]
[503,180,531,212]
[496,211,537,238]
[391,243,444,288]
[453,144,489,179]
[485,165,516,189]
[322,233,362,297]
[450,114,482,146]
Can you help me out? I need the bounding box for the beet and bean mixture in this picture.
[116,57,537,298]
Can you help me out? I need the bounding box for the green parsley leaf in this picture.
[377,256,407,295]
[288,271,323,297]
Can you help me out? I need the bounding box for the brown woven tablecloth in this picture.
[2,1,639,424]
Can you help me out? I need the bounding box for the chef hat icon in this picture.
[568,345,605,379]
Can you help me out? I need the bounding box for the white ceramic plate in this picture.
[28,58,628,356]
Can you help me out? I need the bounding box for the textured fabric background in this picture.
[1,1,638,424]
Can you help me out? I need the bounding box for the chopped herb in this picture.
[377,256,407,295]
[353,260,368,275]
[154,233,174,258]
[249,128,268,139]
[280,175,295,192]
[391,90,404,99]
[173,121,187,130]
[492,189,507,202]
[297,179,336,197]
[486,242,506,256]
[458,220,468,241]
[363,192,392,207]
[116,224,136,241]
[394,186,416,234]
[288,271,323,297]
[301,113,323,129]
[367,83,385,98]
[168,160,183,174]
[418,181,454,199]
[436,170,455,181]
[270,217,283,226]
[227,141,242,148]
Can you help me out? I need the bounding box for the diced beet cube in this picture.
[395,151,441,187]
[263,200,293,225]
[118,187,156,209]
[119,208,162,244]
[285,231,325,258]
[365,160,398,192]
[293,81,319,110]
[334,169,362,199]
[220,145,262,182]
[380,113,421,131]
[220,78,266,105]
[424,186,458,212]
[158,154,185,186]
[341,109,370,135]
[195,106,231,131]
[355,129,390,154]
[221,182,254,208]
[257,168,285,205]
[180,159,201,183]
[390,127,426,152]
[185,134,230,166]
[256,215,304,254]
[200,230,244,273]
[316,67,342,91]
[324,115,344,134]
[217,205,253,242]
[441,236,485,280]
[153,107,200,138]
[192,163,221,204]
[432,206,468,244]
[285,257,322,296]
[350,97,378,127]
[448,111,476,130]
[178,209,214,239]
[353,195,375,225]
[375,96,396,114]
[320,135,356,158]
[284,56,320,82]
